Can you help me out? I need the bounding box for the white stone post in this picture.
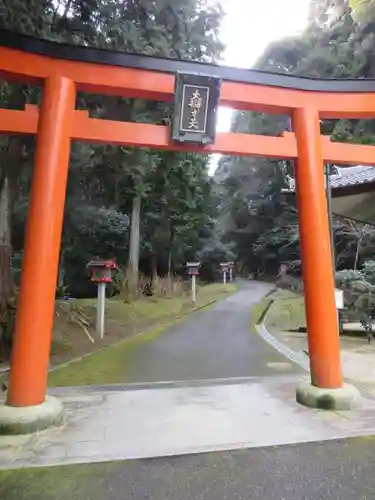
[96,282,106,339]
[192,274,196,304]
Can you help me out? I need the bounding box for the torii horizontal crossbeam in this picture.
[0,106,373,165]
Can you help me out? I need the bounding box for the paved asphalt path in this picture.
[122,280,302,383]
[2,438,375,499]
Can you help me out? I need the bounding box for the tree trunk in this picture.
[151,254,158,282]
[167,226,174,293]
[167,248,172,279]
[57,251,65,293]
[128,195,141,293]
[354,235,364,270]
[0,177,13,311]
[167,226,174,278]
[0,135,23,357]
[0,176,15,359]
[0,90,27,358]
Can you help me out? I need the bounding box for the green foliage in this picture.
[0,0,225,307]
[62,206,129,297]
[219,0,375,279]
[140,152,216,274]
[214,110,294,275]
[336,261,375,329]
[349,0,375,22]
[198,233,235,281]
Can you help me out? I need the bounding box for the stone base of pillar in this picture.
[0,396,62,435]
[296,380,360,410]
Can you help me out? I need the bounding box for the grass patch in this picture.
[0,462,105,500]
[251,298,274,326]
[71,283,238,327]
[250,288,305,331]
[80,296,187,325]
[265,289,305,331]
[48,324,170,387]
[47,282,238,387]
[196,283,238,303]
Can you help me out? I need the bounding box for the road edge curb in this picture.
[255,297,310,371]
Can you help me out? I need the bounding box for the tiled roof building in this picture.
[283,165,375,225]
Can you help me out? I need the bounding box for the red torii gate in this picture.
[0,29,371,431]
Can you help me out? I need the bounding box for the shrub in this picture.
[336,261,375,328]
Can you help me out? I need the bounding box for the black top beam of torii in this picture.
[1,28,375,93]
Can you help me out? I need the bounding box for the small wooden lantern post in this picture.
[220,262,231,285]
[228,262,234,282]
[186,262,200,304]
[87,259,118,339]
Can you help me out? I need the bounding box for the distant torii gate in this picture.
[0,29,371,427]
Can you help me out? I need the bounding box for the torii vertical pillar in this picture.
[0,76,75,434]
[293,107,359,410]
